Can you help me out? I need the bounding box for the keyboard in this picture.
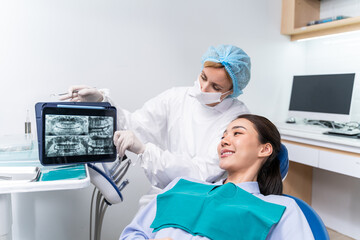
[277,123,360,137]
[324,129,360,136]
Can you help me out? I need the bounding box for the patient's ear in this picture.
[258,143,272,158]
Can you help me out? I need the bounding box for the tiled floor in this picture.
[327,228,355,240]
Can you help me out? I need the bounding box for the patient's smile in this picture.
[221,149,235,158]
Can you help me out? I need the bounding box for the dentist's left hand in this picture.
[113,131,145,157]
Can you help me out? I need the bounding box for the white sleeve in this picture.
[101,88,224,188]
[137,142,223,189]
[101,88,170,147]
[266,198,315,240]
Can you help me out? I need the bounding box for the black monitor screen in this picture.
[289,73,355,114]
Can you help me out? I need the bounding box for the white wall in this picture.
[291,3,360,239]
[0,0,307,239]
[301,31,360,122]
[320,0,360,19]
[312,169,360,239]
[300,30,360,239]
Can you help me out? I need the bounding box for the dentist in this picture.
[61,45,251,206]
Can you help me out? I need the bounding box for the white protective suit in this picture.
[103,85,249,205]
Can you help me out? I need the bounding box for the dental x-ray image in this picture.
[45,115,114,157]
[89,116,113,138]
[45,135,88,157]
[46,116,88,136]
[88,116,113,154]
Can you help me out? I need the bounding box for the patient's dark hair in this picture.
[234,114,283,195]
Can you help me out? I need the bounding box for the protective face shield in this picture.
[192,79,232,105]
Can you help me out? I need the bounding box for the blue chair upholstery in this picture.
[280,144,330,240]
[284,194,330,240]
[278,144,289,180]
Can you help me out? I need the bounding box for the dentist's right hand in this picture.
[113,130,145,157]
[59,85,103,102]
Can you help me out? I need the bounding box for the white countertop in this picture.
[0,154,90,194]
[0,165,90,194]
[276,122,360,154]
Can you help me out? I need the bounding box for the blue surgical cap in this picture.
[201,45,251,98]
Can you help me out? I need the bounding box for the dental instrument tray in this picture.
[35,102,117,165]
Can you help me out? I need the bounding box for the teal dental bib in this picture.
[151,179,286,240]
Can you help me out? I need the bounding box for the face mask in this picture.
[192,79,232,105]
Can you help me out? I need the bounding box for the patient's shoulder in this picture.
[260,194,299,209]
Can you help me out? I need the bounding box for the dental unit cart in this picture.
[0,141,90,240]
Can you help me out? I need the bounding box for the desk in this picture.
[0,147,90,240]
[276,122,360,203]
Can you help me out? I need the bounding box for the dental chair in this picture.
[284,194,330,240]
[279,144,330,240]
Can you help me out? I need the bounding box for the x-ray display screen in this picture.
[41,106,116,164]
[45,115,114,157]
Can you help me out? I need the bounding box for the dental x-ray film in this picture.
[36,102,117,165]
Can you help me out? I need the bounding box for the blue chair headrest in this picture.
[278,144,289,180]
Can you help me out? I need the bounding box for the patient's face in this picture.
[217,118,262,174]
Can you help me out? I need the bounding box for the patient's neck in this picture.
[224,158,265,185]
[225,169,258,185]
[225,175,257,185]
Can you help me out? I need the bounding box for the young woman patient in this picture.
[120,114,314,240]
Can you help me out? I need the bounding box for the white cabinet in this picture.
[283,140,360,179]
[318,150,360,178]
[284,142,319,167]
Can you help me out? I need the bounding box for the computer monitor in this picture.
[288,73,356,123]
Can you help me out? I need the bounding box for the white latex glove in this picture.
[113,130,145,157]
[59,85,103,102]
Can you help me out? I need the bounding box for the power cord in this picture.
[303,119,345,129]
[304,119,360,134]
